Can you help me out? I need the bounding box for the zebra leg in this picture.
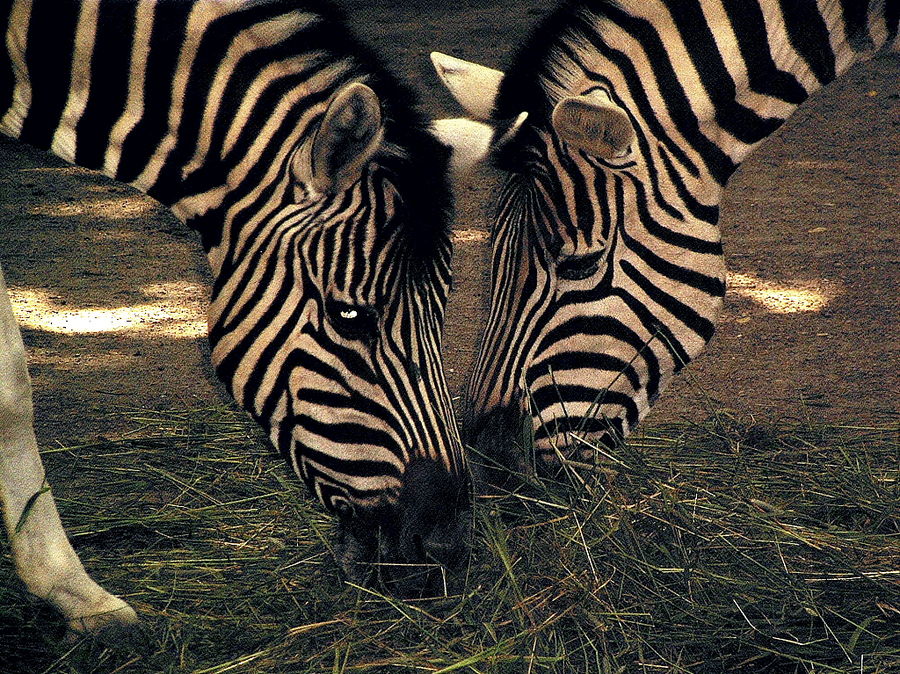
[0,264,137,633]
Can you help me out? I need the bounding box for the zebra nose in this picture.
[463,401,530,491]
[397,458,470,569]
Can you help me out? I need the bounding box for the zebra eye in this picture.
[326,300,379,341]
[557,251,603,281]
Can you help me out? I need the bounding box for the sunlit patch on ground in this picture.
[728,272,838,313]
[26,196,157,220]
[452,228,489,242]
[9,281,207,338]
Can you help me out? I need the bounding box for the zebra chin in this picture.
[331,458,471,598]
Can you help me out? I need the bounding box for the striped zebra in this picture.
[431,0,898,478]
[0,0,468,631]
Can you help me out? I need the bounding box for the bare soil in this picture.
[0,1,897,451]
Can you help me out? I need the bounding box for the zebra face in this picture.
[433,53,726,480]
[204,82,469,587]
[463,151,662,473]
[467,127,725,478]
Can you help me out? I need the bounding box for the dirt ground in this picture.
[0,1,897,451]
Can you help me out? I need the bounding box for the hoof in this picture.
[66,600,139,636]
[65,602,150,653]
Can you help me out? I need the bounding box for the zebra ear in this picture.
[551,95,635,160]
[296,82,384,193]
[431,112,528,174]
[430,51,503,120]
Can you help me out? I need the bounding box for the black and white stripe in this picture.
[435,0,897,473]
[1,0,468,580]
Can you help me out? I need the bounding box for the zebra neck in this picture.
[680,0,897,181]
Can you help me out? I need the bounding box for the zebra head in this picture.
[432,47,726,480]
[199,79,469,592]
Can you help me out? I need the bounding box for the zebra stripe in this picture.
[451,0,897,471]
[1,0,468,588]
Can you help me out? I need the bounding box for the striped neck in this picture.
[0,0,451,271]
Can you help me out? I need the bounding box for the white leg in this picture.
[0,263,137,633]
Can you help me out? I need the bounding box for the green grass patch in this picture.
[1,407,897,672]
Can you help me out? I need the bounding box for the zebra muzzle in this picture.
[334,458,471,597]
[462,398,532,491]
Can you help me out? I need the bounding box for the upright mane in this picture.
[493,0,621,125]
[293,2,453,274]
[490,0,621,172]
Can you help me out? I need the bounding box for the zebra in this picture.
[430,0,898,478]
[0,0,469,632]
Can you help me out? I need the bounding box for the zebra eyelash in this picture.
[326,300,380,341]
[556,250,604,281]
[582,147,638,171]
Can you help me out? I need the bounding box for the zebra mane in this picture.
[151,0,452,272]
[252,1,454,277]
[293,1,453,271]
[491,0,622,170]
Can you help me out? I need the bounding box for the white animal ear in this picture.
[430,51,503,120]
[551,94,635,160]
[293,82,384,193]
[431,112,528,174]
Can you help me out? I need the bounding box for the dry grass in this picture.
[1,406,897,672]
